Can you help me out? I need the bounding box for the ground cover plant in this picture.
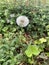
[0,1,49,65]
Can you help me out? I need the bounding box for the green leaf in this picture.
[2,27,8,32]
[28,58,34,64]
[45,52,49,57]
[39,38,47,43]
[46,25,49,29]
[25,45,40,57]
[0,59,5,62]
[32,45,40,56]
[34,40,41,44]
[25,45,33,57]
[47,32,49,36]
[42,15,46,19]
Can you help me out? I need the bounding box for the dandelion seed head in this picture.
[16,16,29,27]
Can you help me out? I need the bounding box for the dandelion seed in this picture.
[10,14,15,17]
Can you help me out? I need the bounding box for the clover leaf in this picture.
[25,45,40,57]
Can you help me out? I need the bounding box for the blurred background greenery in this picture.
[0,0,49,7]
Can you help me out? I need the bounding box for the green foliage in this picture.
[0,1,49,65]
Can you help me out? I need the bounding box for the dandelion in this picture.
[16,16,29,27]
[10,14,15,18]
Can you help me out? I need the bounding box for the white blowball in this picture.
[16,16,29,27]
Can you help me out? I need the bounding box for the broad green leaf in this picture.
[39,38,47,43]
[34,40,41,44]
[25,45,40,57]
[25,45,33,57]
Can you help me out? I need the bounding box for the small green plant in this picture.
[25,45,41,57]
